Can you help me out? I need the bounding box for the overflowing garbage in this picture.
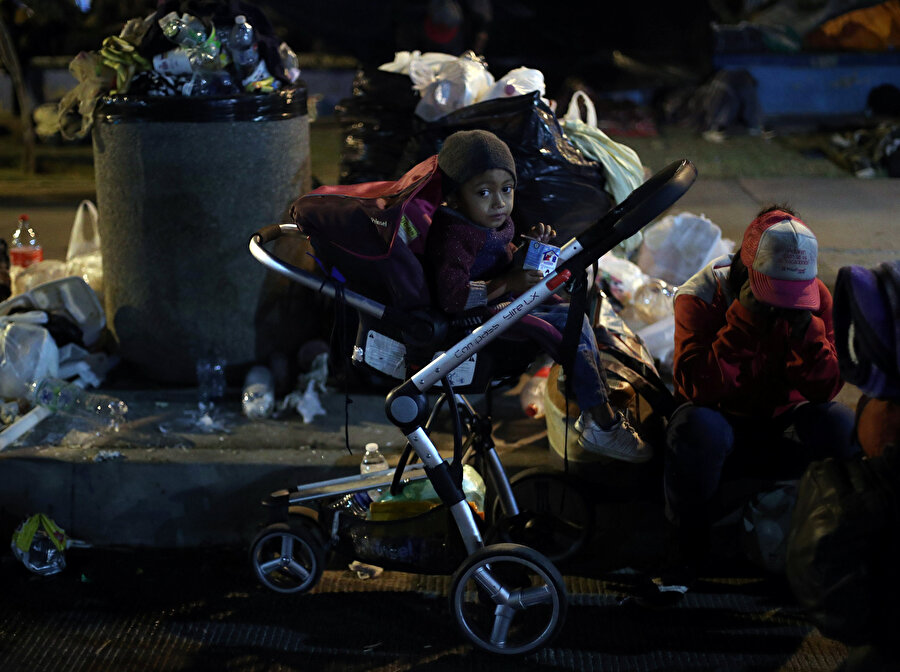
[0,199,332,449]
[515,209,734,417]
[378,50,553,122]
[597,212,735,374]
[339,50,646,243]
[56,2,303,141]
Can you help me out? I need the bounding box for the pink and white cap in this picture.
[740,210,820,310]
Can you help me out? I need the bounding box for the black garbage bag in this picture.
[397,91,612,242]
[785,448,900,646]
[336,67,420,185]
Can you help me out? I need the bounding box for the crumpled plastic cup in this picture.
[10,513,68,576]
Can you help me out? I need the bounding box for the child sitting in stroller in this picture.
[425,129,651,463]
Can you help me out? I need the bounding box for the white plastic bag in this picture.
[562,91,645,206]
[636,315,676,374]
[11,261,69,297]
[65,200,100,261]
[0,320,60,400]
[0,277,106,348]
[482,67,547,102]
[596,252,648,305]
[379,50,456,75]
[636,212,731,285]
[410,52,495,121]
[64,200,103,300]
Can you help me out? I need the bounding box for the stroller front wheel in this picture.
[450,543,567,655]
[250,520,326,594]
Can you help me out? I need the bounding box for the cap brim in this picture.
[750,268,820,310]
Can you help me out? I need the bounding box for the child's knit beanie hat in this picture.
[437,130,517,196]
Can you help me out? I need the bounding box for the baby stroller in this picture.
[247,157,697,654]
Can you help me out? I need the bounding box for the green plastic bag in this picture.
[562,91,645,206]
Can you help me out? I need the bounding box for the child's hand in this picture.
[506,268,544,295]
[528,223,556,244]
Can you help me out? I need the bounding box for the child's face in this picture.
[451,169,515,229]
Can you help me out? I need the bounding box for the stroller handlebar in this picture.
[248,224,389,321]
[575,158,697,260]
[254,223,291,245]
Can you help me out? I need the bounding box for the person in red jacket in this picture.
[664,205,859,566]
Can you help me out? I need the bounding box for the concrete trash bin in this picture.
[92,87,311,383]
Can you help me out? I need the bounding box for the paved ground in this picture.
[0,543,852,672]
[0,116,894,670]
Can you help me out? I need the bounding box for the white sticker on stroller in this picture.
[432,351,476,387]
[364,331,407,378]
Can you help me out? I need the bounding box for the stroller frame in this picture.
[248,159,697,654]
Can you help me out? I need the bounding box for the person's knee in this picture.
[794,401,858,458]
[666,404,734,461]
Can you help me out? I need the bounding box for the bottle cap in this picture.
[365,442,379,451]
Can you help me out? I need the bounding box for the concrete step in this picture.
[0,384,557,549]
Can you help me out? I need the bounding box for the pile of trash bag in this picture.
[597,211,735,374]
[57,0,304,141]
[826,120,900,179]
[338,50,647,242]
[0,200,121,449]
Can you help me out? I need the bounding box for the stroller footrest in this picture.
[288,464,429,503]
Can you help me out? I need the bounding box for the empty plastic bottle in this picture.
[329,491,372,518]
[31,378,128,430]
[520,364,550,419]
[181,68,234,96]
[10,214,42,269]
[158,11,206,49]
[278,41,301,82]
[360,442,389,501]
[632,278,677,324]
[228,15,272,89]
[180,13,208,44]
[241,365,274,420]
[196,356,226,412]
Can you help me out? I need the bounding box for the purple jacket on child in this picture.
[424,205,517,313]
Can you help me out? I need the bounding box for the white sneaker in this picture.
[575,412,653,463]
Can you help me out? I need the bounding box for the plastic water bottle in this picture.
[278,41,301,82]
[180,13,209,45]
[158,11,206,49]
[632,278,677,324]
[182,68,234,96]
[10,214,42,269]
[360,442,389,501]
[196,356,226,412]
[241,365,274,420]
[229,15,272,89]
[520,365,550,419]
[31,378,128,430]
[329,491,372,518]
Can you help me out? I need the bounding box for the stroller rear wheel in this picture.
[490,468,594,565]
[450,543,567,655]
[250,520,326,594]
